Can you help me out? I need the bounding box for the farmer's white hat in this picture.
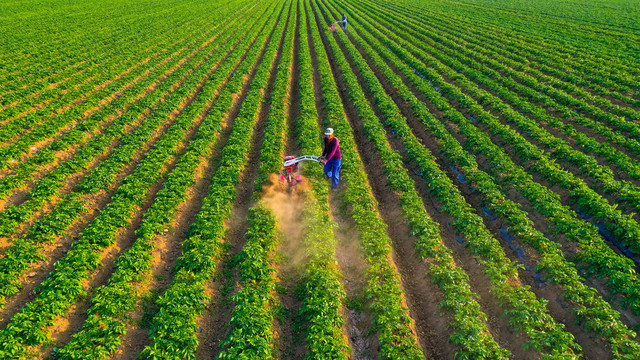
[324,127,334,135]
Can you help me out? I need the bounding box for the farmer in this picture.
[341,13,347,31]
[320,127,341,189]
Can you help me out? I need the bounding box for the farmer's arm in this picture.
[321,137,329,157]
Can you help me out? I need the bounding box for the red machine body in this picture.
[280,155,302,185]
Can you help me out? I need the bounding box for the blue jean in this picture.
[343,21,347,30]
[323,159,341,189]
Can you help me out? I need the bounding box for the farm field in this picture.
[1,0,640,358]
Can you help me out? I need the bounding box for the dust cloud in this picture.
[260,173,310,268]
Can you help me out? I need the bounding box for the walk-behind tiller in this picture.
[280,155,322,186]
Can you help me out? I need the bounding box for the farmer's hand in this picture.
[321,159,327,165]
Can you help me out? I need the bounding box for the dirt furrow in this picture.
[270,2,308,359]
[310,1,455,357]
[305,2,378,357]
[195,5,291,358]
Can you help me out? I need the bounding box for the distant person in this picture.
[341,13,347,31]
[320,127,341,189]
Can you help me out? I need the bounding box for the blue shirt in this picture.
[342,15,347,23]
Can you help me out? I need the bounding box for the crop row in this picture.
[318,0,593,357]
[0,3,279,356]
[218,207,279,359]
[140,2,288,358]
[218,1,297,357]
[0,12,248,236]
[344,0,640,316]
[0,5,264,310]
[334,1,640,357]
[363,6,640,256]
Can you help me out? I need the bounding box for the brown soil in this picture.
[310,1,462,357]
[264,175,309,359]
[329,188,380,359]
[196,6,289,357]
[268,3,310,358]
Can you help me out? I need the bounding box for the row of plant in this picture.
[0,2,260,204]
[346,0,640,325]
[217,1,296,357]
[366,0,640,97]
[0,0,230,109]
[335,3,640,357]
[294,5,351,358]
[318,1,587,357]
[139,3,289,358]
[0,28,185,142]
[0,0,247,113]
[0,0,272,312]
[358,0,640,163]
[251,0,294,193]
[363,0,640,110]
[407,0,640,79]
[312,1,514,358]
[0,30,220,201]
[0,10,251,240]
[49,5,275,359]
[0,11,278,350]
[218,207,279,359]
[352,3,640,259]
